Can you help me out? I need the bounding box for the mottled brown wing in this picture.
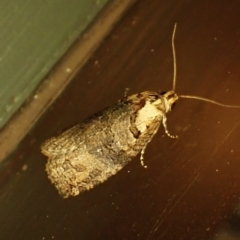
[42,102,135,197]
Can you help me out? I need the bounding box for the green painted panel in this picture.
[0,0,110,129]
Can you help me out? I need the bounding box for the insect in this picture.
[41,24,240,198]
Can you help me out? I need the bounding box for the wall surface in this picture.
[0,0,109,129]
[1,0,240,239]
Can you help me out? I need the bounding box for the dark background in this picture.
[1,0,240,239]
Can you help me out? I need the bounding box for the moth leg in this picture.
[140,125,160,168]
[140,145,148,169]
[124,88,130,98]
[162,114,178,139]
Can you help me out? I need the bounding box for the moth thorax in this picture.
[135,100,162,133]
[162,90,178,112]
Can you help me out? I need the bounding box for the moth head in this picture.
[127,91,179,113]
[161,90,178,112]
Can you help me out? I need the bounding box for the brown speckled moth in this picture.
[41,24,240,198]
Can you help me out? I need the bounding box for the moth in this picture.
[41,24,240,198]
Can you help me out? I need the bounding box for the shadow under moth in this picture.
[41,24,240,198]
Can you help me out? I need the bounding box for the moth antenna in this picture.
[172,24,240,109]
[179,95,240,108]
[172,23,177,92]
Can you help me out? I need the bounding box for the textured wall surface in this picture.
[0,0,109,129]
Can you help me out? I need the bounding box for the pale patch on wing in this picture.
[135,100,162,132]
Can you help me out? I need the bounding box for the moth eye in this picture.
[167,93,175,100]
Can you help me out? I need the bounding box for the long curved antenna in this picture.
[172,23,177,91]
[179,95,240,108]
[171,24,240,109]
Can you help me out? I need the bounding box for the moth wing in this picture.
[45,148,130,198]
[41,125,84,157]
